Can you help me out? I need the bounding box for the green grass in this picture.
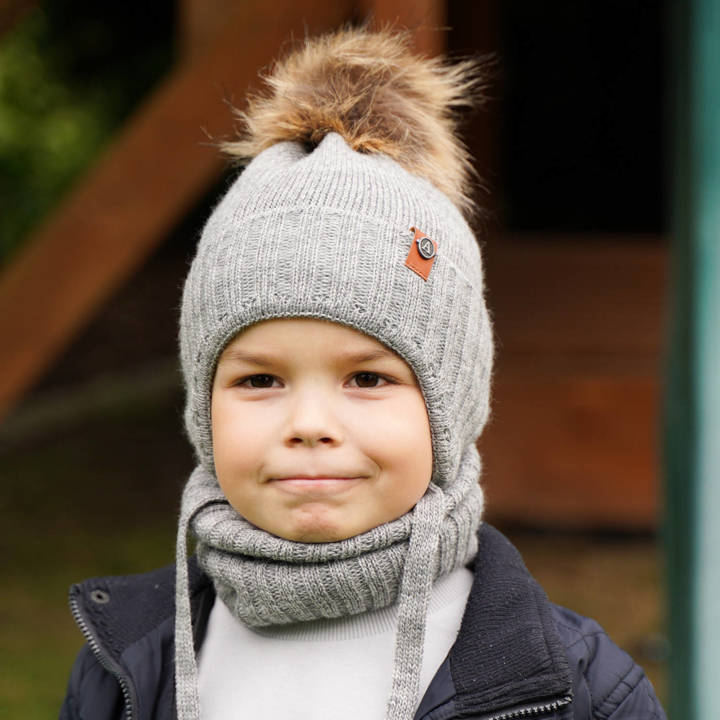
[2,526,176,719]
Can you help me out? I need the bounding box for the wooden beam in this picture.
[0,0,352,422]
[356,0,447,55]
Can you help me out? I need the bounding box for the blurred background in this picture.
[0,0,701,717]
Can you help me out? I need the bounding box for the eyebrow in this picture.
[219,348,397,366]
[218,350,276,367]
[338,349,396,364]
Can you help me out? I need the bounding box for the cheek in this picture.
[352,395,432,484]
[211,394,270,476]
[210,396,275,519]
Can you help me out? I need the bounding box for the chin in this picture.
[276,514,364,543]
[283,525,352,543]
[261,506,340,543]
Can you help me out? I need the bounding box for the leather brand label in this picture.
[405,227,437,281]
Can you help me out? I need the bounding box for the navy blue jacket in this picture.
[60,525,666,720]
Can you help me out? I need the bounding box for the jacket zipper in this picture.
[69,589,137,720]
[481,695,573,720]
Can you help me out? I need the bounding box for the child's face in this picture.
[211,318,433,542]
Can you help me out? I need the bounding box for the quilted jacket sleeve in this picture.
[552,605,667,720]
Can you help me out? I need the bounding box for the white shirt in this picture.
[197,567,473,719]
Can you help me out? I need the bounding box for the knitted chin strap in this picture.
[174,448,483,720]
[174,479,223,720]
[385,485,443,719]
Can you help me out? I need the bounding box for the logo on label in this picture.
[417,235,436,259]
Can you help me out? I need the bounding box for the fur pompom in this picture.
[222,27,487,217]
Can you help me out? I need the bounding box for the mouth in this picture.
[268,475,365,496]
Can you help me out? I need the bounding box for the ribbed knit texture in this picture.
[384,484,443,719]
[175,131,494,719]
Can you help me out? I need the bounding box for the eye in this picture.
[349,372,390,388]
[238,374,278,388]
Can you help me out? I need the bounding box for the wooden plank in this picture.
[481,376,660,528]
[0,0,353,422]
[485,236,668,360]
[480,237,668,529]
[356,0,446,55]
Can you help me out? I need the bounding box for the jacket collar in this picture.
[70,558,211,668]
[71,525,572,718]
[448,524,572,716]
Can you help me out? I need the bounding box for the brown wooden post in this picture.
[356,0,447,55]
[178,0,240,62]
[447,0,501,219]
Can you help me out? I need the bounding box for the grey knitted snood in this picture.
[175,28,494,720]
[175,449,483,718]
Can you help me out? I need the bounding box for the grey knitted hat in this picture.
[179,28,493,478]
[180,133,493,480]
[175,27,494,720]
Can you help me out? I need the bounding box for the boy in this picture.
[62,27,666,720]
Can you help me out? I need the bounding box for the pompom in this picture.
[221,26,488,217]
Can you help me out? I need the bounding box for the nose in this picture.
[284,385,343,447]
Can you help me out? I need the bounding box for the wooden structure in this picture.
[483,238,665,529]
[0,0,667,530]
[0,0,353,421]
